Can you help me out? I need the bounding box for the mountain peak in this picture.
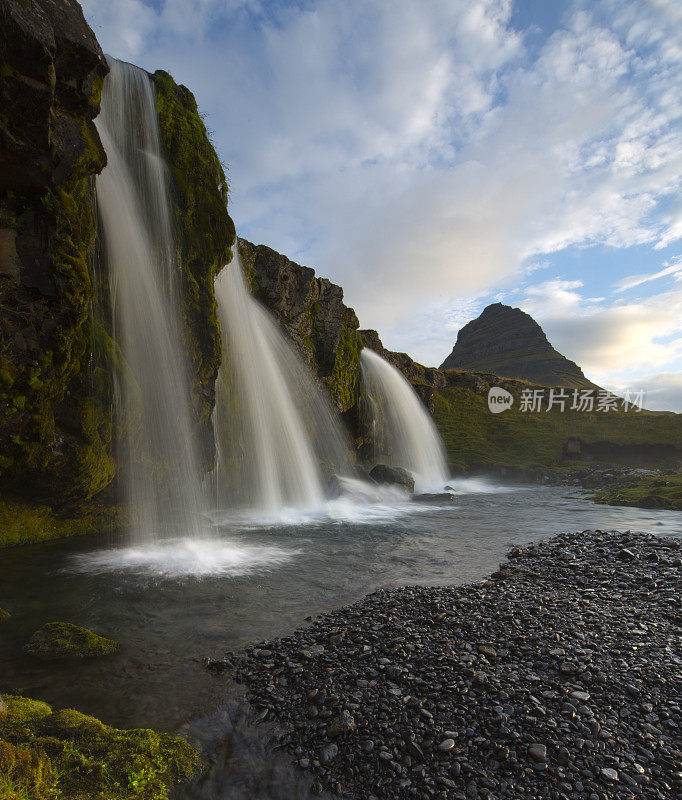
[439,303,597,389]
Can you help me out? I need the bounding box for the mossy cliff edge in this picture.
[0,0,114,534]
[153,70,235,473]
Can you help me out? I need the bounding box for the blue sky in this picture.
[82,0,682,410]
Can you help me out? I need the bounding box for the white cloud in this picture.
[520,279,682,391]
[613,256,682,291]
[606,371,682,413]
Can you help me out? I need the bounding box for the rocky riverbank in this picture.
[207,530,681,800]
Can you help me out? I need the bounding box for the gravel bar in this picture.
[206,530,682,800]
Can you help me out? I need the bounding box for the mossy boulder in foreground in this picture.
[0,694,200,799]
[24,622,120,660]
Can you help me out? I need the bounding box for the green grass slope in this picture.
[432,374,682,475]
[591,473,682,510]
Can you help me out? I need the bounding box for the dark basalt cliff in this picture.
[440,302,598,389]
[0,0,111,505]
[0,0,235,542]
[238,238,361,416]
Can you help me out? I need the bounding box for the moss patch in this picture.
[0,500,125,548]
[153,70,235,472]
[591,473,682,510]
[24,623,120,660]
[0,694,200,799]
[323,307,362,413]
[0,118,114,506]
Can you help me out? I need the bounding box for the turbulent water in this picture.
[95,60,205,541]
[211,246,351,514]
[360,348,449,490]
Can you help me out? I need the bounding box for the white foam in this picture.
[444,477,521,494]
[67,538,297,578]
[209,476,448,528]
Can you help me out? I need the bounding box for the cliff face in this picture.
[238,239,361,415]
[440,303,598,389]
[153,70,236,473]
[0,0,112,504]
[0,2,235,541]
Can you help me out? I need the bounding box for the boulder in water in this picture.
[413,492,455,502]
[369,464,415,493]
[24,622,120,660]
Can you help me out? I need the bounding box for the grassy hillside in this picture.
[432,376,682,474]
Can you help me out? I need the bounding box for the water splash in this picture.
[360,348,449,491]
[95,60,205,540]
[68,539,297,579]
[211,245,352,513]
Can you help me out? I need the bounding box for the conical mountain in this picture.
[440,303,598,389]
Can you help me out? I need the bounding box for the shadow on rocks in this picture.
[172,694,332,800]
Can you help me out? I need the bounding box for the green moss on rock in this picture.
[591,472,682,510]
[322,307,362,413]
[0,500,125,548]
[0,694,201,799]
[153,69,235,473]
[24,623,120,660]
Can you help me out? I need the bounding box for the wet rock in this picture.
[320,743,338,763]
[477,644,498,659]
[529,743,547,762]
[368,464,415,493]
[601,767,619,783]
[326,710,355,738]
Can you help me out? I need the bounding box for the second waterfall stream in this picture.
[211,243,351,514]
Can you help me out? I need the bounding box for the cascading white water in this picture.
[95,59,205,540]
[360,348,449,490]
[212,244,351,513]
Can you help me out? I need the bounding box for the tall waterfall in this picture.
[212,245,351,513]
[361,348,449,490]
[95,59,204,540]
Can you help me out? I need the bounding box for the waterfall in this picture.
[360,348,449,490]
[94,59,205,540]
[212,245,351,513]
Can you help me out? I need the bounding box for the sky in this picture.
[81,0,682,411]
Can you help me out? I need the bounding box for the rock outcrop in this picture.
[440,303,598,389]
[238,239,361,415]
[0,0,111,504]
